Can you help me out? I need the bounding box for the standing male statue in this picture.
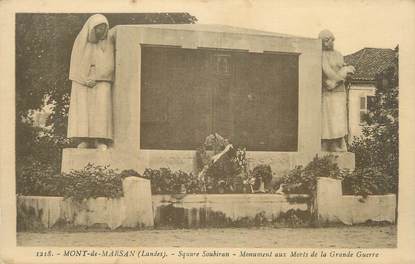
[67,14,116,150]
[319,29,355,152]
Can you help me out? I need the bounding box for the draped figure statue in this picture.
[319,29,355,152]
[67,14,116,150]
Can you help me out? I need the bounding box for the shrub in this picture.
[18,162,276,198]
[282,154,396,197]
[17,163,147,201]
[282,155,342,195]
[16,125,71,196]
[142,168,204,195]
[119,169,140,178]
[342,167,396,196]
[16,157,61,196]
[60,164,123,201]
[144,163,275,195]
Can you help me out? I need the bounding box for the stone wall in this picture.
[152,194,310,228]
[17,177,396,231]
[18,193,310,230]
[17,177,153,230]
[316,177,396,225]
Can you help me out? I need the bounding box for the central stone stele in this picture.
[62,24,354,177]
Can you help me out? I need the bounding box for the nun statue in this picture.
[67,14,116,150]
[318,29,355,152]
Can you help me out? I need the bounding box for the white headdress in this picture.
[69,14,110,84]
[318,29,335,40]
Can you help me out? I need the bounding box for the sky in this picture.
[130,0,413,55]
[3,0,412,55]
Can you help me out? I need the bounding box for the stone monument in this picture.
[62,24,355,178]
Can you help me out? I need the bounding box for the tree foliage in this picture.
[349,46,399,194]
[282,155,342,195]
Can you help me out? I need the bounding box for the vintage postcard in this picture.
[1,0,414,263]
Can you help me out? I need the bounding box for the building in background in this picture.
[344,47,396,139]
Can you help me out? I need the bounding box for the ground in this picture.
[17,225,396,248]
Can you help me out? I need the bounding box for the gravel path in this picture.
[17,225,396,248]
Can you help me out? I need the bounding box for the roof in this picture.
[344,48,396,82]
[119,23,311,39]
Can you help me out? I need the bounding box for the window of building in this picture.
[366,96,376,112]
[359,96,373,123]
[360,97,366,110]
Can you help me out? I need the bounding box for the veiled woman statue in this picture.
[319,29,355,152]
[67,14,116,150]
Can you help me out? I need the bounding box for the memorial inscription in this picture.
[140,45,299,151]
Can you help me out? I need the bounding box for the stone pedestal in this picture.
[315,177,396,225]
[316,177,344,224]
[61,148,143,173]
[62,148,354,176]
[122,176,154,227]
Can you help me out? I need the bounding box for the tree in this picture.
[349,46,399,194]
[15,13,197,184]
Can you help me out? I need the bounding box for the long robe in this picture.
[321,50,348,139]
[67,14,115,140]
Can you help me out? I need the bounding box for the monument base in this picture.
[61,148,355,177]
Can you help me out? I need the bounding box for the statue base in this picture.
[61,148,143,173]
[61,148,355,177]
